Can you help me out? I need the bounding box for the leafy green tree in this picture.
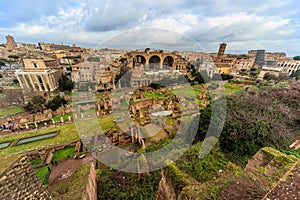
[293,56,300,60]
[46,95,67,111]
[219,81,300,164]
[8,55,19,60]
[58,74,74,91]
[290,69,300,79]
[25,95,46,113]
[221,74,234,81]
[194,81,300,164]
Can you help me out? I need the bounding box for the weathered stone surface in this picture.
[0,155,51,200]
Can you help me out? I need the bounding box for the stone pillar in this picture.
[34,75,42,91]
[22,74,31,90]
[113,77,115,90]
[160,59,164,69]
[16,75,24,89]
[46,74,54,91]
[28,75,37,91]
[41,74,49,92]
[50,74,57,90]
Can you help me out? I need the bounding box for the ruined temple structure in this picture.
[5,35,17,51]
[118,48,189,71]
[15,58,63,92]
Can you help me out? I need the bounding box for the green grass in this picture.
[171,88,198,96]
[166,117,173,125]
[53,113,72,122]
[30,158,42,168]
[35,165,51,185]
[120,100,128,108]
[176,142,228,183]
[98,168,162,200]
[52,146,75,162]
[0,122,78,157]
[98,115,116,131]
[0,105,23,117]
[143,91,166,98]
[224,83,244,94]
[275,146,300,158]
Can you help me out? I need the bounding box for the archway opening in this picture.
[149,55,161,70]
[163,56,174,69]
[133,55,146,67]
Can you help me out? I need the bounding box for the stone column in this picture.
[16,75,24,89]
[22,74,30,90]
[160,59,164,69]
[113,77,115,90]
[50,74,57,89]
[34,74,42,91]
[41,74,49,92]
[28,74,37,91]
[46,74,55,91]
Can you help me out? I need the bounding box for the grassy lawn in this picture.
[35,165,51,185]
[0,105,23,117]
[98,115,116,131]
[224,83,244,94]
[53,113,72,122]
[143,91,166,98]
[0,123,78,157]
[171,84,206,96]
[52,146,75,162]
[171,87,197,96]
[31,158,42,168]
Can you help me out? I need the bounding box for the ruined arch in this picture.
[163,56,174,68]
[133,55,146,67]
[149,55,161,70]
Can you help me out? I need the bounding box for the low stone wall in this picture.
[0,155,51,200]
[25,139,82,163]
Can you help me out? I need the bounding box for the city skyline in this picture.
[0,0,300,56]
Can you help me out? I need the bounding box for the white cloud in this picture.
[0,0,300,55]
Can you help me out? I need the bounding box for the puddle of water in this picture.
[0,141,11,149]
[16,131,59,145]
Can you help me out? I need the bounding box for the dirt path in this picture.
[48,153,95,185]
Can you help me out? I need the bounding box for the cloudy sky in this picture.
[0,0,299,56]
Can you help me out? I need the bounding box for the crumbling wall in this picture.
[0,155,51,200]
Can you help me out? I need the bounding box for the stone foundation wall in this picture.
[82,162,97,200]
[0,155,51,200]
[25,139,81,163]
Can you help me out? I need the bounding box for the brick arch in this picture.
[149,55,161,70]
[163,56,175,68]
[133,55,146,66]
